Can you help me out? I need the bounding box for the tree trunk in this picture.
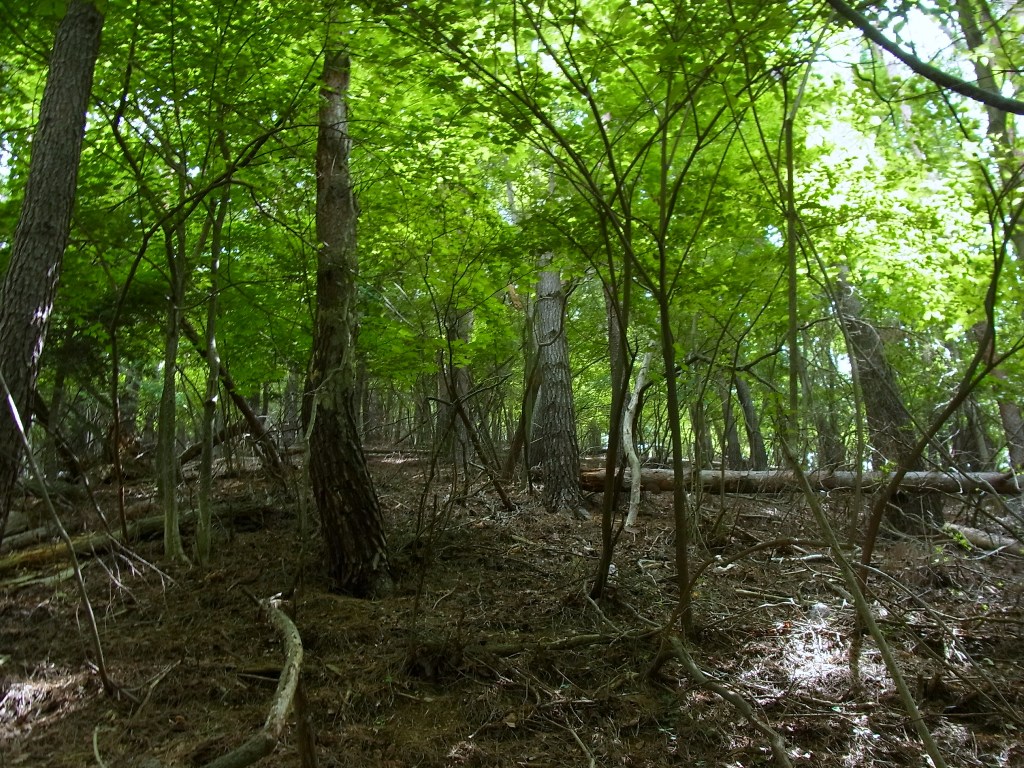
[180,318,288,486]
[735,375,769,470]
[437,308,474,472]
[198,190,228,566]
[578,467,1021,496]
[159,226,187,562]
[624,349,653,527]
[836,274,943,530]
[956,2,1024,468]
[720,379,744,469]
[0,1,104,546]
[305,46,389,597]
[533,259,582,516]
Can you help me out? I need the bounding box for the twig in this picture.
[93,725,110,768]
[0,368,127,700]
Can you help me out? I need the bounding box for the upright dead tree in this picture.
[0,1,104,546]
[305,43,390,596]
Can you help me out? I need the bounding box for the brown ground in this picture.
[2,456,1023,767]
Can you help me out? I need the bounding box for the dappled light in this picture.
[2,0,1024,765]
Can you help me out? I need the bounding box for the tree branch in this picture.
[825,0,1024,115]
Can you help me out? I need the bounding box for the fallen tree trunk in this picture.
[0,499,270,573]
[579,468,1022,496]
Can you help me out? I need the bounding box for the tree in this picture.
[0,0,104,546]
[305,41,390,597]
[532,255,582,516]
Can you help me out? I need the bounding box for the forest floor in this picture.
[2,454,1024,767]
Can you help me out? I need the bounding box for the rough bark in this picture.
[305,47,389,597]
[0,1,104,546]
[533,259,582,516]
[956,0,1024,466]
[837,276,943,530]
[578,467,1021,496]
[734,375,769,470]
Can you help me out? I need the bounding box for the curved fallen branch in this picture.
[668,636,793,768]
[202,598,305,768]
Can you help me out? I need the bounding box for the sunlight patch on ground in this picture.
[778,610,851,687]
[0,668,89,741]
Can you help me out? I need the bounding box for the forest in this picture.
[1,0,1023,765]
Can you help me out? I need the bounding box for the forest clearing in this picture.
[3,0,1024,766]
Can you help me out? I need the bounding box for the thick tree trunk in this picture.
[438,308,474,471]
[305,47,389,597]
[0,1,103,546]
[837,275,943,530]
[533,259,582,516]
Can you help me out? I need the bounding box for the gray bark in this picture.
[534,259,582,515]
[306,47,389,596]
[837,276,944,530]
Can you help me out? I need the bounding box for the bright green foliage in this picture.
[0,0,1020,476]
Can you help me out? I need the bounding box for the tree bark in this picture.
[720,379,744,469]
[158,224,187,562]
[533,259,582,516]
[624,349,653,527]
[578,467,1021,496]
[305,46,389,597]
[836,275,943,530]
[437,308,474,471]
[956,1,1024,468]
[0,1,104,546]
[734,375,769,470]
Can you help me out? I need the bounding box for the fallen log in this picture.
[947,524,1024,555]
[579,468,1022,496]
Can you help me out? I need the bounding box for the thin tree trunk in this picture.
[305,44,389,596]
[624,349,653,527]
[159,226,187,562]
[0,1,104,545]
[180,319,288,486]
[198,191,228,566]
[734,375,769,470]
